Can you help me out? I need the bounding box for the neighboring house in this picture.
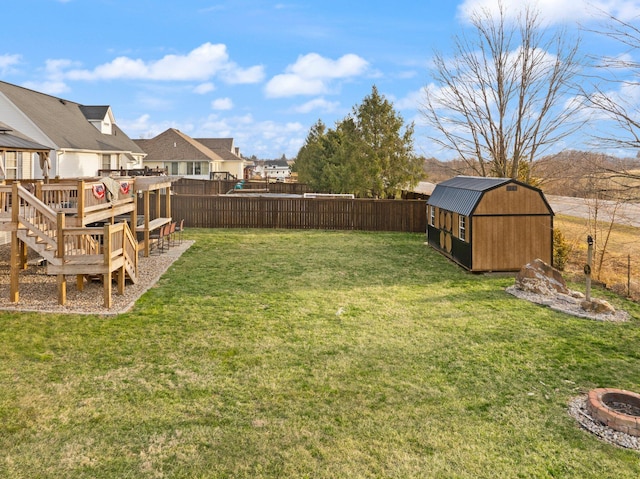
[0,81,145,179]
[135,129,250,180]
[426,176,554,272]
[255,158,291,182]
[195,137,251,180]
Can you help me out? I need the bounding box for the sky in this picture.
[1,0,640,159]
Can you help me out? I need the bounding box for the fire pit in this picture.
[587,388,640,437]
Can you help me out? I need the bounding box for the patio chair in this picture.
[175,219,185,244]
[168,221,177,248]
[150,223,168,254]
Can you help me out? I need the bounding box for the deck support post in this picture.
[10,231,20,303]
[9,182,20,303]
[56,211,66,305]
[143,190,150,257]
[103,223,112,308]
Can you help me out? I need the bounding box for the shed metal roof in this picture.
[427,176,512,216]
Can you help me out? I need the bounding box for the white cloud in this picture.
[266,75,327,97]
[265,53,369,98]
[21,80,69,95]
[292,97,340,113]
[194,82,215,94]
[221,65,265,84]
[457,0,640,24]
[0,54,21,74]
[211,97,234,110]
[394,88,427,111]
[62,43,264,84]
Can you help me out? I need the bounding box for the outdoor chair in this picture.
[150,223,168,254]
[168,221,177,248]
[175,219,184,244]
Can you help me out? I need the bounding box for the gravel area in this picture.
[505,285,631,322]
[0,240,194,316]
[568,395,640,451]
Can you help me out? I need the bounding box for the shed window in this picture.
[459,215,467,241]
[429,206,435,226]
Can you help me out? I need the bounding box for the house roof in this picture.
[0,81,144,154]
[427,176,514,216]
[79,105,111,121]
[0,122,51,151]
[196,138,234,151]
[134,128,225,163]
[195,138,244,163]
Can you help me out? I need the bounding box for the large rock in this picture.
[581,298,616,314]
[515,259,569,296]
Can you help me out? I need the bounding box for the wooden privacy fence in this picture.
[151,195,427,233]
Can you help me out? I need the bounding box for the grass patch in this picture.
[1,229,640,478]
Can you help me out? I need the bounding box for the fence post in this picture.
[628,254,631,298]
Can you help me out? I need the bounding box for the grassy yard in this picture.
[1,229,640,478]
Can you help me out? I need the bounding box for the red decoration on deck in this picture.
[120,182,131,195]
[92,184,105,199]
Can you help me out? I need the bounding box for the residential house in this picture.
[195,137,251,180]
[135,129,250,180]
[255,157,291,182]
[0,81,145,179]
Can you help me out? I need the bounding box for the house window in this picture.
[102,154,111,171]
[430,206,435,226]
[459,215,467,241]
[5,151,22,179]
[170,162,179,175]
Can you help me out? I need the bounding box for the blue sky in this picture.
[2,0,640,159]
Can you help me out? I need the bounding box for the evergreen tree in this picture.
[293,86,422,197]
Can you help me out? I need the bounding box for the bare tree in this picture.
[582,10,640,197]
[421,2,583,181]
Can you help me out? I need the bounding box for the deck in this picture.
[0,176,177,307]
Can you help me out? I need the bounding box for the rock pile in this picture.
[507,258,629,322]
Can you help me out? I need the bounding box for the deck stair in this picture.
[9,184,139,307]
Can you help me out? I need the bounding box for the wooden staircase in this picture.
[9,184,139,307]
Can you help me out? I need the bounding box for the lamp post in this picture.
[585,235,593,302]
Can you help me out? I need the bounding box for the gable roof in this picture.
[0,81,144,154]
[79,105,111,121]
[195,137,244,163]
[427,176,514,216]
[196,138,234,151]
[134,128,225,163]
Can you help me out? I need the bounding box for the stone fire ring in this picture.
[587,388,640,437]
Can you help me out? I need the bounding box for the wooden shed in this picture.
[426,176,554,272]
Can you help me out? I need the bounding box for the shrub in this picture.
[553,228,571,271]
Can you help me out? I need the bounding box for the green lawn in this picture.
[1,229,640,478]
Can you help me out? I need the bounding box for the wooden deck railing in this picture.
[8,183,139,307]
